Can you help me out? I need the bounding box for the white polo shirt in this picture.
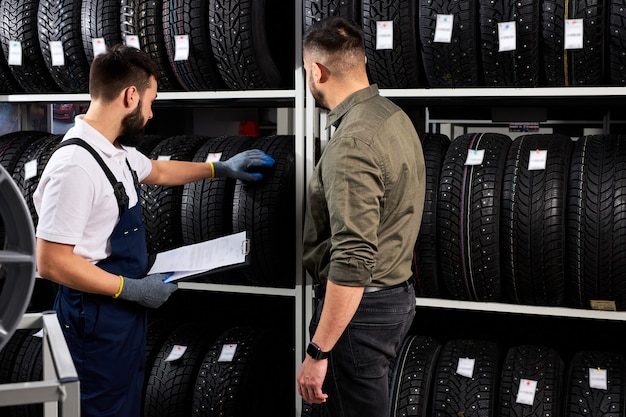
[33,116,153,264]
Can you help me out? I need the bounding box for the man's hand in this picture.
[297,355,329,404]
[213,149,275,181]
[118,273,178,309]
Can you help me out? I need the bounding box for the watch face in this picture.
[307,342,328,359]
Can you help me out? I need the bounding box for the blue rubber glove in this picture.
[213,149,275,181]
[118,273,178,309]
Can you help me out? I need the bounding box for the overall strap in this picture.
[54,138,128,217]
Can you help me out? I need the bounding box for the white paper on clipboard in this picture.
[148,231,249,282]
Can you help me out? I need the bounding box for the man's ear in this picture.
[123,86,138,108]
[312,62,329,83]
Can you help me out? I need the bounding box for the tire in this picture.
[304,0,360,31]
[232,135,295,287]
[437,133,511,301]
[120,0,139,38]
[37,0,91,92]
[413,133,450,298]
[137,0,183,91]
[389,335,441,416]
[564,350,626,417]
[0,0,60,93]
[566,134,626,310]
[81,0,124,64]
[362,0,424,88]
[143,321,221,417]
[608,0,626,85]
[162,0,224,90]
[501,134,573,306]
[431,338,501,417]
[5,330,43,417]
[140,134,208,254]
[0,131,50,175]
[479,0,540,87]
[540,0,565,86]
[208,0,294,89]
[419,0,481,87]
[499,345,564,417]
[191,326,293,417]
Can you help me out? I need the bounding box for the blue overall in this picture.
[52,139,149,417]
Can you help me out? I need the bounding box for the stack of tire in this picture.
[408,132,626,312]
[0,0,294,93]
[304,0,626,87]
[0,131,296,288]
[304,333,626,417]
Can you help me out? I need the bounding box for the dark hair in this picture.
[303,16,364,56]
[89,44,160,102]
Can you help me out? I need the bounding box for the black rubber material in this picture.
[413,133,450,298]
[479,0,540,87]
[566,134,626,310]
[608,0,626,85]
[81,0,124,64]
[432,338,501,417]
[438,133,511,302]
[120,0,139,39]
[362,0,424,88]
[498,345,564,417]
[232,135,295,287]
[389,335,441,416]
[501,134,573,306]
[304,0,360,31]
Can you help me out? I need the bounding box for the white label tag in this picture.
[204,152,223,163]
[165,345,187,361]
[50,41,64,66]
[498,21,516,52]
[125,35,141,49]
[464,149,485,165]
[92,38,107,57]
[217,343,237,362]
[157,155,172,161]
[8,41,22,66]
[376,21,393,50]
[456,357,475,378]
[516,379,537,405]
[24,159,37,181]
[527,149,547,170]
[434,14,454,43]
[589,368,608,390]
[174,35,190,61]
[564,19,584,49]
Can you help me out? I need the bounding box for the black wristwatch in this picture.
[307,342,330,360]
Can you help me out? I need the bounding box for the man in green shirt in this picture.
[297,16,426,417]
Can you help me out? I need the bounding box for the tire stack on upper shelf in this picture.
[0,0,295,93]
[305,0,626,88]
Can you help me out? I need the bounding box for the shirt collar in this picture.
[327,84,379,128]
[64,115,124,158]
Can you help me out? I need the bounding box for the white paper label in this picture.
[564,19,584,49]
[434,14,454,43]
[8,41,22,66]
[125,35,141,49]
[24,160,37,181]
[516,378,537,405]
[165,345,187,361]
[456,357,475,378]
[218,343,237,362]
[50,41,64,66]
[464,149,485,165]
[157,155,172,161]
[498,21,516,52]
[376,21,393,50]
[528,150,547,170]
[589,368,608,390]
[204,152,223,163]
[174,35,190,61]
[92,38,107,57]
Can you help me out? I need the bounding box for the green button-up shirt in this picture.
[303,84,426,287]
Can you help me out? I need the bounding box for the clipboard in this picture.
[147,231,250,283]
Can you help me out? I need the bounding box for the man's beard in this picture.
[308,77,329,110]
[115,100,146,147]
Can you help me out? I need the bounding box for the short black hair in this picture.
[89,44,160,102]
[303,16,364,56]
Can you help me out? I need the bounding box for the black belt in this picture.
[312,278,413,299]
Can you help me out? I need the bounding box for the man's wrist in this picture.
[307,341,330,360]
